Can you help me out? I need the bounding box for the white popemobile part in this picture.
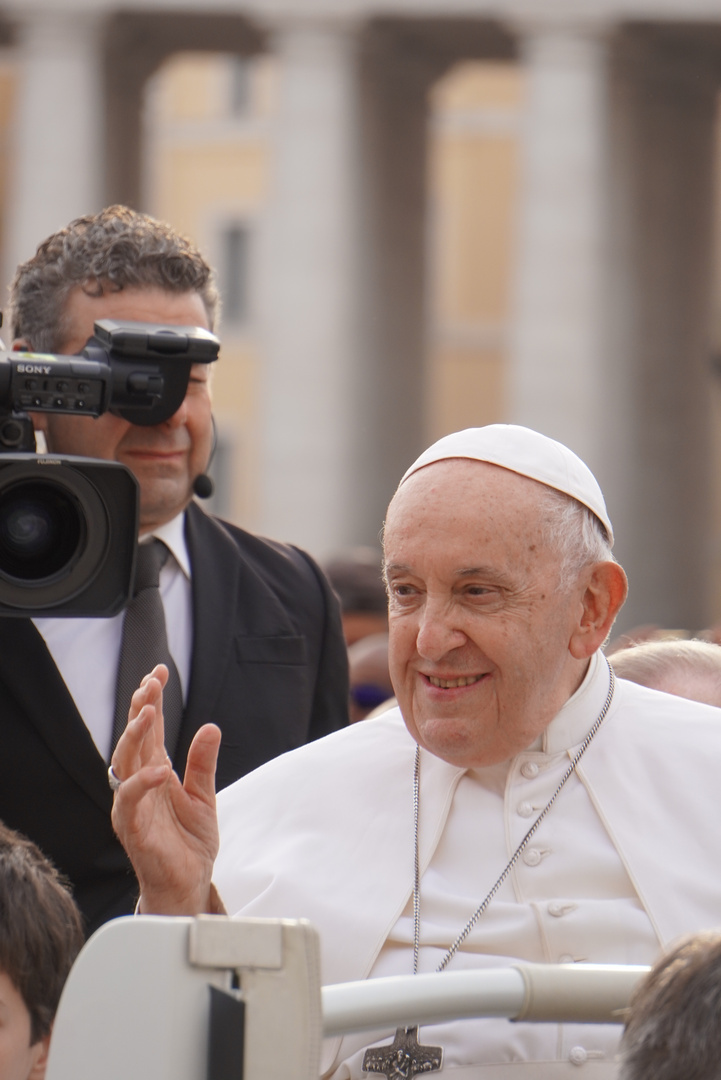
[45,916,647,1080]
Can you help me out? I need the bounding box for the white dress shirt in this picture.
[34,512,193,761]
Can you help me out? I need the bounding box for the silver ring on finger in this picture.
[108,765,123,793]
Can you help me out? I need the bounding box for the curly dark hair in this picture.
[0,821,84,1043]
[8,205,219,352]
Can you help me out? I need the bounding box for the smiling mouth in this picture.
[427,674,485,689]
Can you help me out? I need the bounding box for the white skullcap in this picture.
[400,424,614,545]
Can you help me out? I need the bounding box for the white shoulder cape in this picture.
[216,669,721,985]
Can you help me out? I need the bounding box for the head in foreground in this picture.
[8,204,219,532]
[382,425,628,768]
[610,638,721,708]
[0,822,84,1080]
[619,931,721,1080]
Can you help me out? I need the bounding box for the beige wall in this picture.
[144,52,277,526]
[144,53,524,529]
[426,61,522,441]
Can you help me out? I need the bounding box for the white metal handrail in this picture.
[321,962,650,1036]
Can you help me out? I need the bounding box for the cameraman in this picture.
[0,205,349,935]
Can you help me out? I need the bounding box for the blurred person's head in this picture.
[0,822,84,1080]
[618,931,721,1080]
[8,206,219,533]
[324,548,388,644]
[347,632,394,722]
[609,638,721,708]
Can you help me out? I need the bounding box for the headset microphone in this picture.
[192,413,217,499]
[192,473,214,499]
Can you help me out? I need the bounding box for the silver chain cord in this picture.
[412,664,616,976]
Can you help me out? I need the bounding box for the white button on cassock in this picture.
[547,901,577,917]
[520,761,539,779]
[569,1046,588,1065]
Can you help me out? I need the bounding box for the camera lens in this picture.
[0,481,85,581]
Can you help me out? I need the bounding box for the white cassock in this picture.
[215,652,721,1078]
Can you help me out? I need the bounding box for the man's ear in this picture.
[569,561,629,660]
[27,1031,51,1080]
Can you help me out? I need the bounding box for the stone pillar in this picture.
[352,28,439,549]
[3,9,106,293]
[507,19,610,470]
[602,33,718,632]
[257,18,362,556]
[105,12,266,210]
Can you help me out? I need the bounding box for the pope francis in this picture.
[111,425,721,1079]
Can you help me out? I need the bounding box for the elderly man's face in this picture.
[383,459,592,768]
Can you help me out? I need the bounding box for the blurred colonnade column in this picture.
[507,19,720,631]
[257,16,363,555]
[600,31,720,631]
[507,17,610,470]
[256,16,437,555]
[3,6,106,294]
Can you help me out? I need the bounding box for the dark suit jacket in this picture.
[0,501,349,935]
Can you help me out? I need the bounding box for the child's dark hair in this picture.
[0,822,84,1043]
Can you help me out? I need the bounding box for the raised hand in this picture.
[110,664,222,915]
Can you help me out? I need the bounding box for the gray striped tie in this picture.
[111,539,183,760]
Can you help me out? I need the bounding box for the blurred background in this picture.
[0,0,719,634]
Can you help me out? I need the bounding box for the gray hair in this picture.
[538,486,615,592]
[8,204,219,352]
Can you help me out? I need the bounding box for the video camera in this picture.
[0,319,219,618]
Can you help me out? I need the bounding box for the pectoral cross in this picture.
[362,1026,443,1078]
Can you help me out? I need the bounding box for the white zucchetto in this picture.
[400,424,614,545]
